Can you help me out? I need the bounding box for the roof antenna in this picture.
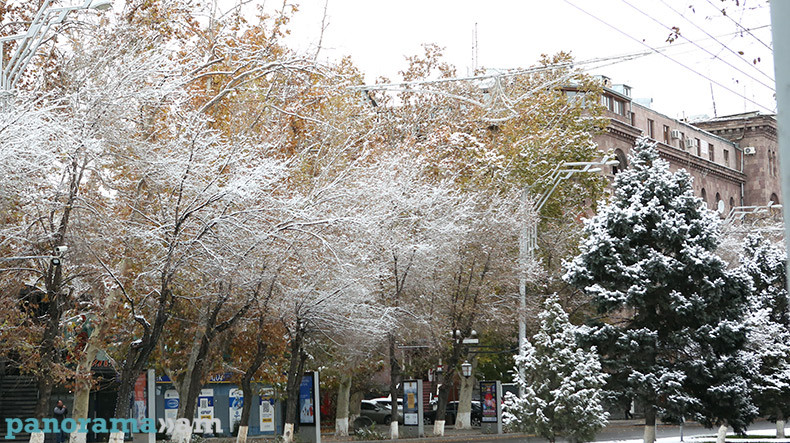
[471,22,478,74]
[710,82,718,118]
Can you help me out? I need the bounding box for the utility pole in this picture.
[770,2,790,286]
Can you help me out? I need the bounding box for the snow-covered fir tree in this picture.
[503,294,608,443]
[740,233,790,437]
[563,138,755,443]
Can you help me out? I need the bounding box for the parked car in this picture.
[423,400,482,426]
[360,400,393,425]
[369,396,403,415]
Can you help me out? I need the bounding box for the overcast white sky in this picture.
[271,0,775,120]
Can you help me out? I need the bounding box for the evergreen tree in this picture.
[563,138,755,443]
[740,233,790,436]
[503,294,608,443]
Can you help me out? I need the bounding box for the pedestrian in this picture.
[54,400,68,443]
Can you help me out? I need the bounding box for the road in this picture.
[352,419,782,443]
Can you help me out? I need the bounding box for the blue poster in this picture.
[299,374,315,425]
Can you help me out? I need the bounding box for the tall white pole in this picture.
[771,2,790,285]
[517,190,529,398]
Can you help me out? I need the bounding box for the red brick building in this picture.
[592,76,779,214]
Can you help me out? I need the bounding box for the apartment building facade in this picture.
[591,76,779,215]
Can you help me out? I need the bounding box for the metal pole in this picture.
[516,156,616,398]
[517,189,529,398]
[771,2,790,279]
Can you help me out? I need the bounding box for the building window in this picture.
[695,138,701,156]
[708,143,715,161]
[730,197,735,210]
[701,188,707,206]
[602,95,612,110]
[724,149,730,167]
[663,125,670,144]
[647,119,655,139]
[736,148,742,171]
[679,132,685,149]
[771,192,780,205]
[630,112,635,126]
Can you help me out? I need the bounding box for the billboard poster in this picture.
[259,388,275,432]
[164,389,179,422]
[299,374,315,425]
[197,388,215,428]
[133,373,147,427]
[480,382,498,423]
[402,381,418,426]
[229,388,243,432]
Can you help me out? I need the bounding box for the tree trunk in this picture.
[70,288,116,443]
[643,405,656,443]
[349,391,363,424]
[388,334,400,440]
[335,374,351,436]
[236,327,268,443]
[777,420,786,439]
[283,325,306,443]
[717,424,728,443]
[434,380,450,437]
[455,358,477,429]
[173,333,211,443]
[68,339,101,443]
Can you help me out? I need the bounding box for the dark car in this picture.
[360,400,393,425]
[423,400,482,426]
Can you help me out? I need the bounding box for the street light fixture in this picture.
[461,361,472,378]
[0,0,114,101]
[516,154,617,397]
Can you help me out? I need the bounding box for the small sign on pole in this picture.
[297,372,321,443]
[401,380,424,438]
[480,381,502,434]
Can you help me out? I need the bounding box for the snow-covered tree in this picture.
[503,294,608,443]
[740,233,790,437]
[564,138,755,443]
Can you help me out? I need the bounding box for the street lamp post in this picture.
[1,0,113,104]
[517,155,618,397]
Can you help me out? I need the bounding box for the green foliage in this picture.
[503,294,608,443]
[565,137,756,431]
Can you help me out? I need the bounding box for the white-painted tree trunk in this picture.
[29,431,45,443]
[235,425,248,443]
[717,424,728,443]
[69,433,87,443]
[171,422,192,443]
[335,374,351,436]
[777,420,786,438]
[643,424,656,443]
[455,361,476,430]
[456,412,471,429]
[335,418,348,437]
[283,423,294,443]
[390,422,398,439]
[108,431,124,443]
[434,420,445,437]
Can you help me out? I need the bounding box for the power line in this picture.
[703,0,773,51]
[619,0,774,92]
[656,0,774,84]
[562,0,775,114]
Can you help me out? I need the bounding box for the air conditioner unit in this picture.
[743,146,756,155]
[671,129,682,140]
[685,138,695,148]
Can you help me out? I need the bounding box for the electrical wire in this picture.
[656,0,774,83]
[562,0,775,113]
[703,0,773,51]
[619,0,775,92]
